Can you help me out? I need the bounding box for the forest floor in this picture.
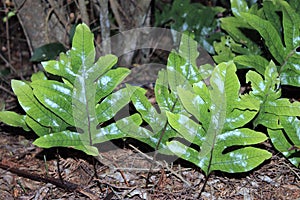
[0,128,300,199]
[1,12,300,200]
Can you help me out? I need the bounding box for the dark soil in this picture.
[0,129,300,199]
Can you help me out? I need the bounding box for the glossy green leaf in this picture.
[155,70,183,114]
[87,54,118,82]
[230,0,249,16]
[31,71,47,82]
[0,111,30,131]
[281,116,300,147]
[96,85,139,124]
[167,128,271,174]
[178,33,199,67]
[177,86,210,130]
[281,1,300,50]
[1,24,133,157]
[92,114,141,143]
[217,1,300,86]
[131,88,166,133]
[264,99,300,116]
[167,62,269,175]
[263,1,282,36]
[30,42,66,62]
[240,12,286,63]
[219,18,259,53]
[42,53,77,85]
[31,80,74,126]
[95,68,130,101]
[233,55,269,75]
[268,128,300,167]
[70,24,95,73]
[166,112,205,145]
[119,112,177,155]
[11,80,69,133]
[33,131,99,156]
[25,116,51,136]
[246,61,300,128]
[167,52,196,93]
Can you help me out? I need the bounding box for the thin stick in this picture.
[78,0,89,25]
[4,2,12,66]
[129,144,191,186]
[0,51,18,74]
[0,85,15,97]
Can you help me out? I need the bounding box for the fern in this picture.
[0,24,139,156]
[246,61,300,167]
[212,0,300,168]
[155,0,225,54]
[119,33,214,155]
[166,61,271,175]
[214,0,300,87]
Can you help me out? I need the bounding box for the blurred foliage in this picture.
[214,0,300,87]
[155,0,225,54]
[30,42,66,62]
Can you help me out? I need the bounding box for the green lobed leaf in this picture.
[167,52,196,93]
[0,111,30,131]
[280,68,300,87]
[233,55,269,75]
[216,1,300,87]
[11,80,69,133]
[178,33,199,67]
[70,24,95,73]
[96,85,139,124]
[4,24,136,157]
[31,71,47,82]
[246,61,300,128]
[263,99,300,116]
[219,18,259,53]
[30,42,66,62]
[92,114,141,143]
[280,1,300,51]
[119,112,177,155]
[33,131,99,156]
[213,36,236,64]
[167,62,269,175]
[230,0,249,17]
[31,80,74,126]
[197,62,237,163]
[268,128,300,167]
[240,12,286,64]
[42,52,77,85]
[95,68,130,101]
[155,70,184,114]
[86,54,118,82]
[177,86,210,130]
[166,112,205,145]
[280,116,300,148]
[25,116,51,136]
[246,62,281,100]
[131,88,166,133]
[210,147,271,173]
[72,71,98,146]
[263,1,282,36]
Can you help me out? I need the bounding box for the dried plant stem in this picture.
[78,0,89,25]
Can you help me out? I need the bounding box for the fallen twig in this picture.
[0,161,78,191]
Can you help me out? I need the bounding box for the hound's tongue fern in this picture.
[0,24,140,156]
[1,0,300,177]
